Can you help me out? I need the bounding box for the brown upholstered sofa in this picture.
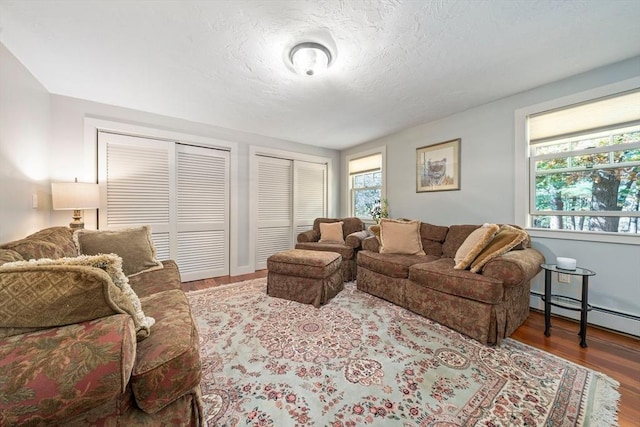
[295,217,368,281]
[357,223,544,345]
[0,227,203,426]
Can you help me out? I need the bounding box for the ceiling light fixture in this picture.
[289,42,332,76]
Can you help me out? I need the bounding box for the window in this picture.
[348,152,383,219]
[528,90,640,234]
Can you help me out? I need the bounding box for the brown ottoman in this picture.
[267,249,343,308]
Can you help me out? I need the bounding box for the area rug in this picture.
[187,279,619,426]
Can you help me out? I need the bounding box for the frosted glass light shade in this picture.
[51,182,100,210]
[290,42,332,76]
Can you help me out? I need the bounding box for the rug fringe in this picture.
[582,372,620,426]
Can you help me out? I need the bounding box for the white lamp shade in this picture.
[51,182,100,210]
[290,42,331,76]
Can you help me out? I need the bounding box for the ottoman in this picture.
[267,249,343,308]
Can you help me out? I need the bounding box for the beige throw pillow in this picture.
[453,223,499,270]
[319,221,345,244]
[379,219,425,255]
[74,226,163,277]
[470,224,529,273]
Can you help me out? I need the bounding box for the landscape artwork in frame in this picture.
[416,138,461,192]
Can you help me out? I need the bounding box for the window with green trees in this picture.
[530,119,639,234]
[348,152,383,219]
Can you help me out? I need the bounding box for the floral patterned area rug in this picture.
[187,279,619,426]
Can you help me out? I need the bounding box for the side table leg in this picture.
[580,276,589,348]
[544,269,552,337]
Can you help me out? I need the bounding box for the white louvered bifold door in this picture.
[293,160,327,236]
[175,144,229,281]
[98,132,173,260]
[256,156,293,270]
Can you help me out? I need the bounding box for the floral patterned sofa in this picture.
[0,227,203,426]
[295,217,368,281]
[357,221,544,345]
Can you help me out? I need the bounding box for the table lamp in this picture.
[51,178,100,229]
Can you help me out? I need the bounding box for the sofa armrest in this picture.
[482,248,545,287]
[297,229,320,243]
[0,266,140,336]
[345,230,371,249]
[0,314,136,425]
[362,235,381,252]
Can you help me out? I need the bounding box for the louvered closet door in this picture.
[176,144,229,281]
[256,156,293,270]
[98,132,173,260]
[293,160,327,236]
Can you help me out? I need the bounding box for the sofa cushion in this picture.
[74,226,163,277]
[442,224,481,258]
[128,260,182,299]
[379,219,426,255]
[1,227,76,260]
[319,221,345,244]
[358,250,438,279]
[453,223,499,270]
[313,217,364,238]
[0,314,137,425]
[420,222,449,256]
[470,225,529,273]
[132,289,202,414]
[409,259,504,304]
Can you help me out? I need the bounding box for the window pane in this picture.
[533,142,570,156]
[353,189,381,218]
[613,131,640,145]
[532,215,639,234]
[373,171,382,186]
[572,137,608,151]
[363,172,373,187]
[353,175,364,188]
[571,153,610,168]
[535,166,639,213]
[536,158,568,171]
[615,148,640,162]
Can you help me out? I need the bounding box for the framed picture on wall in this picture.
[416,138,461,192]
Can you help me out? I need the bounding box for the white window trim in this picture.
[344,146,387,222]
[514,77,640,245]
[83,118,243,274]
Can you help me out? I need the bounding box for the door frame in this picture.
[84,118,242,275]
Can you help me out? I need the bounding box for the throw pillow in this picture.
[453,223,499,270]
[469,224,529,273]
[379,219,425,255]
[319,221,345,244]
[0,254,155,337]
[74,226,163,277]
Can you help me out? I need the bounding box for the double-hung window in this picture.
[528,90,640,234]
[348,153,383,220]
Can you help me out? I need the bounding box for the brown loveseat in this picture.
[295,217,368,281]
[0,227,203,425]
[357,222,544,345]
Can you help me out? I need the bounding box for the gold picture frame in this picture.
[416,138,461,192]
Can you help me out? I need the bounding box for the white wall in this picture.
[0,43,51,242]
[49,94,340,273]
[342,57,640,336]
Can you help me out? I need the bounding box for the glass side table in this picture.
[540,264,596,348]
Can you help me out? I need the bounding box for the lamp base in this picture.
[69,209,85,230]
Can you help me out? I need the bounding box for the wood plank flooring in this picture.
[183,271,639,426]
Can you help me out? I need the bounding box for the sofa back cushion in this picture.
[313,217,364,238]
[420,222,449,256]
[0,227,76,260]
[442,224,481,258]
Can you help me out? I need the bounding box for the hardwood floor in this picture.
[183,271,639,426]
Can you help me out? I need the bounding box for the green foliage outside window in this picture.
[532,129,639,233]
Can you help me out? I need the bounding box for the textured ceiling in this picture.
[1,0,639,150]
